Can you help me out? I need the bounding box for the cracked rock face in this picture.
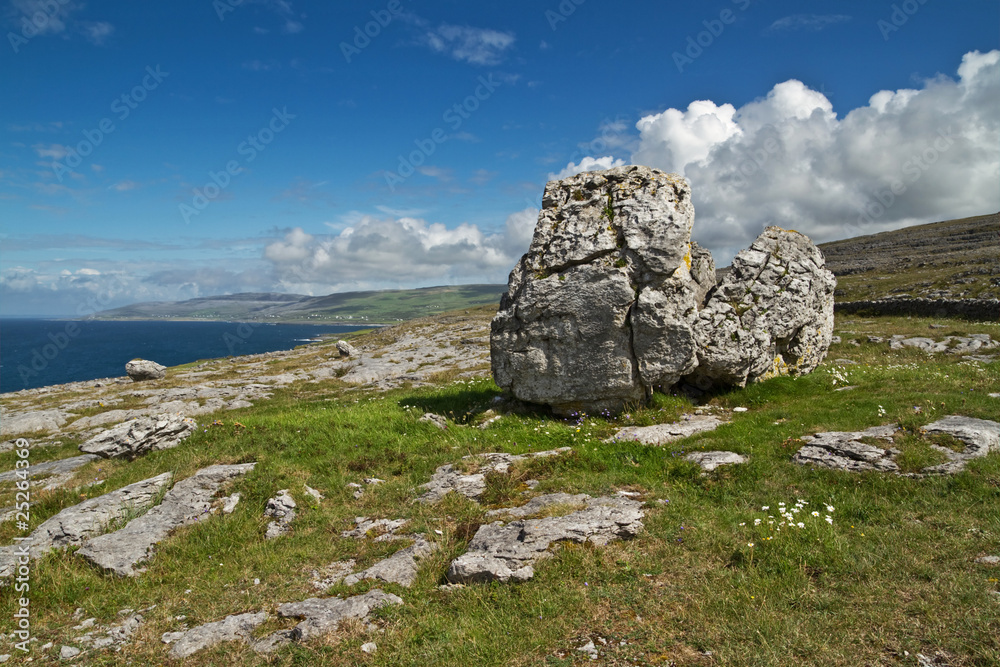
[417,448,571,504]
[792,425,901,472]
[446,495,644,584]
[80,413,197,460]
[491,165,835,415]
[689,226,836,389]
[491,166,701,415]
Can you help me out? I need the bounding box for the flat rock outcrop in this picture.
[920,415,1000,474]
[163,612,268,660]
[77,463,255,576]
[491,166,835,415]
[343,536,439,588]
[418,448,571,504]
[0,472,173,578]
[791,425,900,472]
[264,489,297,539]
[0,454,98,485]
[606,415,725,445]
[684,451,748,472]
[446,495,644,584]
[254,590,403,653]
[126,359,166,381]
[792,417,1000,475]
[0,408,71,436]
[80,413,197,459]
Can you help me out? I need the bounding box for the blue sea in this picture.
[0,319,370,394]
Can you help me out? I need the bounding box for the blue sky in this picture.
[1,0,998,316]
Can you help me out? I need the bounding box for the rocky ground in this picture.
[0,307,998,664]
[819,212,999,301]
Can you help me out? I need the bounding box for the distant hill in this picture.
[818,212,998,301]
[91,284,506,323]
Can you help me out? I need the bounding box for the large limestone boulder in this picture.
[126,359,166,381]
[491,165,705,415]
[688,226,836,388]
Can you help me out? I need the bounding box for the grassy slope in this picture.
[1,312,998,666]
[819,212,999,302]
[91,284,507,323]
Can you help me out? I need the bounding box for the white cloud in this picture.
[422,24,515,66]
[263,209,539,293]
[9,0,75,34]
[567,50,999,263]
[80,20,113,44]
[549,156,626,181]
[768,14,851,32]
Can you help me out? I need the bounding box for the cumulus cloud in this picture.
[422,24,516,66]
[549,156,626,181]
[263,209,539,293]
[568,50,1000,263]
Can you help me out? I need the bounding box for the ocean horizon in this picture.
[0,319,370,394]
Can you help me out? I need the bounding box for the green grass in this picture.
[1,314,998,666]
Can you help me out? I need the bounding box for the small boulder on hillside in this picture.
[126,359,166,381]
[80,413,197,460]
[336,340,358,358]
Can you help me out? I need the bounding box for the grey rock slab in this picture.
[60,646,81,659]
[343,536,440,587]
[446,495,644,584]
[792,425,900,472]
[164,612,268,660]
[0,454,98,484]
[418,448,571,504]
[336,340,358,357]
[606,415,725,445]
[341,517,408,540]
[685,451,748,472]
[254,589,403,652]
[126,359,166,381]
[80,413,197,460]
[68,409,148,431]
[0,472,173,578]
[310,560,356,590]
[690,226,836,389]
[264,489,296,539]
[76,463,255,577]
[975,555,1000,566]
[419,413,448,430]
[920,415,1000,474]
[485,493,590,519]
[0,409,72,436]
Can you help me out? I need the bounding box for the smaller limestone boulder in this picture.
[126,359,166,381]
[264,489,297,539]
[80,414,197,459]
[336,340,358,358]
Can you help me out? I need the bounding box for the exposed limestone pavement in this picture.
[0,472,174,578]
[418,448,572,503]
[77,463,256,576]
[606,414,726,445]
[263,489,297,539]
[792,416,1000,475]
[446,494,645,584]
